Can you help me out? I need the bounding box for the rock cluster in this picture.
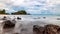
[33,24,60,34]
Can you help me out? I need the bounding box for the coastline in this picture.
[0,15,60,34]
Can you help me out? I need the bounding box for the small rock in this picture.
[17,17,21,20]
[2,16,7,20]
[43,17,46,19]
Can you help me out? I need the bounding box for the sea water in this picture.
[0,15,60,34]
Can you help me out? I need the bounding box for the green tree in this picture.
[2,9,5,14]
[0,9,5,14]
[11,10,28,15]
[18,10,27,14]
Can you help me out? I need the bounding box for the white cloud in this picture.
[0,0,60,14]
[10,0,24,6]
[0,3,7,9]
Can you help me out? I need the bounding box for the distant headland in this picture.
[0,9,30,15]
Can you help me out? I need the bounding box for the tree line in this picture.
[0,9,30,15]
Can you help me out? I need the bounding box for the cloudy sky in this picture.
[0,0,60,15]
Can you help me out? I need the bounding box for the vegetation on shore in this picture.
[0,9,30,15]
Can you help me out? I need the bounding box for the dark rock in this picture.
[2,16,7,20]
[33,25,44,34]
[33,24,60,34]
[14,33,19,34]
[44,24,59,34]
[43,17,46,19]
[3,20,15,29]
[17,17,21,20]
[57,18,60,20]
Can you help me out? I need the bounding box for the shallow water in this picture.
[0,15,60,34]
[1,21,60,34]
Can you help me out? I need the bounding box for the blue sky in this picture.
[0,0,60,15]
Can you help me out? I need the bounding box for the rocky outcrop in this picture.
[33,24,60,34]
[3,20,15,29]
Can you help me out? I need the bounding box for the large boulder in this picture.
[3,20,15,29]
[33,24,60,34]
[33,25,44,34]
[44,24,60,34]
